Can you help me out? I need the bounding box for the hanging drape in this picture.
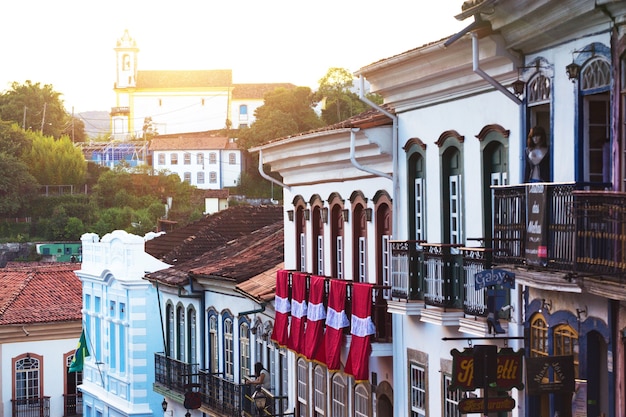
[270,270,290,347]
[303,275,326,362]
[344,282,375,381]
[324,279,350,371]
[288,272,308,354]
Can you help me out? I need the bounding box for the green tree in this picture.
[0,120,31,157]
[237,86,324,149]
[0,153,39,217]
[315,67,383,125]
[0,81,83,139]
[22,131,87,186]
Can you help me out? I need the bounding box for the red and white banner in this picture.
[324,279,350,371]
[344,283,375,381]
[288,272,308,354]
[303,275,326,362]
[270,270,290,347]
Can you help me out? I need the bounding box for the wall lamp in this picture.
[539,299,552,313]
[510,60,549,96]
[304,209,310,221]
[162,399,173,416]
[566,44,596,82]
[321,207,329,224]
[365,208,373,222]
[576,306,587,321]
[287,210,294,222]
[342,209,350,222]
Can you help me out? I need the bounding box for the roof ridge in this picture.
[0,271,36,319]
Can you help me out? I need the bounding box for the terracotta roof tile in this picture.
[236,262,283,302]
[136,70,232,89]
[0,263,82,325]
[145,205,283,265]
[232,83,297,99]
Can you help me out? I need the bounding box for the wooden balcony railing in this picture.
[11,397,50,417]
[155,354,292,417]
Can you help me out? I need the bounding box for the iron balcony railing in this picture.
[63,393,83,416]
[11,397,50,417]
[154,354,291,417]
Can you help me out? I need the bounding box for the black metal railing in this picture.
[11,397,50,417]
[155,354,293,417]
[422,243,463,309]
[63,393,82,416]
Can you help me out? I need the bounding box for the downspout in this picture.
[471,31,522,105]
[350,128,392,181]
[358,75,399,236]
[238,302,266,318]
[257,149,291,192]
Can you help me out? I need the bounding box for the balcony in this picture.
[11,397,50,417]
[154,354,291,417]
[63,393,83,416]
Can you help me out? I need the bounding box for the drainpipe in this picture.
[257,149,291,192]
[471,31,522,105]
[238,302,267,318]
[358,75,399,236]
[350,128,392,181]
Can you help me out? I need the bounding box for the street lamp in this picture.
[161,399,167,412]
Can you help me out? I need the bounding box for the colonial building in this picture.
[149,131,242,190]
[253,1,626,417]
[0,263,83,417]
[75,230,170,417]
[111,30,295,139]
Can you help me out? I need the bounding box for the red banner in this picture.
[303,275,326,362]
[287,272,308,354]
[324,279,349,371]
[344,283,375,381]
[270,270,290,346]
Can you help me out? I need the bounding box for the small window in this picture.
[239,104,248,116]
[171,153,178,165]
[197,172,205,184]
[209,172,217,183]
[209,153,217,164]
[184,153,191,165]
[228,153,236,165]
[196,153,204,165]
[183,172,191,183]
[158,154,165,165]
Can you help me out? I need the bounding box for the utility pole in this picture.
[22,106,27,129]
[40,102,47,133]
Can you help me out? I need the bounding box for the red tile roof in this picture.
[136,70,232,89]
[236,262,283,302]
[232,83,297,100]
[145,216,283,287]
[0,263,82,325]
[149,135,238,151]
[145,204,283,265]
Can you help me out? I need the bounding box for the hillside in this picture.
[77,111,110,139]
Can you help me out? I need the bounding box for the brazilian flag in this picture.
[69,330,90,373]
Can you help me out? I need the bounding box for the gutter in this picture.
[350,128,392,181]
[234,287,268,317]
[357,75,399,236]
[257,149,291,192]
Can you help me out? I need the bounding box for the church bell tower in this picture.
[114,29,138,89]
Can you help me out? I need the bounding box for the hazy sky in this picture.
[0,0,468,113]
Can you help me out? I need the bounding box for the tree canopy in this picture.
[0,153,39,217]
[0,80,85,140]
[237,86,324,149]
[23,131,87,186]
[316,67,383,125]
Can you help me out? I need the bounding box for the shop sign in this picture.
[526,355,575,395]
[450,347,524,391]
[459,396,515,414]
[474,269,515,289]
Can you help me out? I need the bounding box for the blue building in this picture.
[75,230,170,417]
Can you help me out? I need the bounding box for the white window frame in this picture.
[410,363,426,417]
[415,178,425,241]
[449,175,463,245]
[336,236,343,279]
[354,384,369,417]
[317,235,324,275]
[358,236,367,282]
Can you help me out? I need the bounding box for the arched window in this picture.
[239,104,248,116]
[184,152,191,165]
[406,138,427,242]
[166,303,175,358]
[14,353,43,403]
[553,324,579,378]
[224,315,234,379]
[209,153,217,164]
[350,192,368,282]
[188,307,197,365]
[331,373,347,417]
[296,358,308,416]
[438,132,464,245]
[313,365,326,416]
[328,194,345,279]
[310,196,325,275]
[294,197,307,272]
[239,321,251,380]
[208,312,219,373]
[354,383,370,417]
[177,305,185,361]
[530,314,549,358]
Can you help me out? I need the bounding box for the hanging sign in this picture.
[526,355,575,395]
[450,347,524,391]
[474,269,515,289]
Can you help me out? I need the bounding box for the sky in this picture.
[0,0,469,114]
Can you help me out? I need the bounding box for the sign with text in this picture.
[526,355,575,395]
[450,347,524,391]
[474,269,515,289]
[525,184,548,266]
[459,396,516,414]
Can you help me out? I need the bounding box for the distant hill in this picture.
[77,111,110,139]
